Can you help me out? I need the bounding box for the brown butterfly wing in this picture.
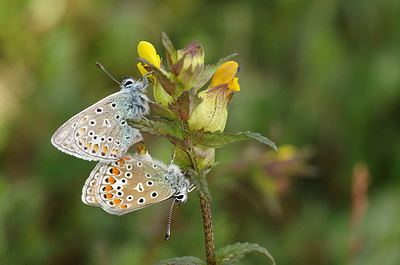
[94,154,174,215]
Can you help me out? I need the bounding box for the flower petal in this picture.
[137,41,161,69]
[209,61,239,88]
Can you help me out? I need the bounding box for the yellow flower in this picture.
[136,41,174,106]
[209,61,240,92]
[188,61,240,132]
[137,41,161,76]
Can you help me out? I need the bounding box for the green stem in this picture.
[187,147,216,265]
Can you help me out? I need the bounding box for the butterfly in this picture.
[81,152,191,215]
[51,76,150,162]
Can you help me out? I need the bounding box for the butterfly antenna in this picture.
[96,62,121,85]
[165,199,176,242]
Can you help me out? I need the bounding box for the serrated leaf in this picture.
[138,57,176,96]
[156,256,206,265]
[167,88,203,121]
[161,32,178,67]
[149,101,178,121]
[193,53,238,90]
[126,119,193,150]
[187,168,212,204]
[216,242,276,265]
[193,130,277,152]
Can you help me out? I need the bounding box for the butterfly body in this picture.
[51,77,149,162]
[81,153,190,215]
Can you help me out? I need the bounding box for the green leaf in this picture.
[161,32,178,68]
[156,256,206,265]
[187,167,212,204]
[216,242,276,265]
[193,130,277,152]
[126,119,193,150]
[193,53,238,90]
[167,88,203,121]
[149,102,178,121]
[138,57,176,96]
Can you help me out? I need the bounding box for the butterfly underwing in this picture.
[81,152,190,215]
[51,77,149,162]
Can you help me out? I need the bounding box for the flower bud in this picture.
[176,41,205,75]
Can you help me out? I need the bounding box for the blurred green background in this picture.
[1,0,399,264]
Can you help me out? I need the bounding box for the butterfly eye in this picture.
[124,79,134,87]
[176,195,184,200]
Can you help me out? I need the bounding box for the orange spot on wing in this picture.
[108,176,116,184]
[79,128,85,133]
[113,199,121,205]
[105,185,112,192]
[93,144,99,152]
[85,143,92,149]
[118,158,125,167]
[81,138,87,143]
[120,205,127,209]
[123,156,131,161]
[112,168,120,175]
[102,146,109,154]
[106,193,113,199]
[81,117,87,123]
[115,150,119,156]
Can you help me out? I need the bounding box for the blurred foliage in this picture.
[0,0,399,264]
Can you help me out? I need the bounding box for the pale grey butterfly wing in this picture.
[51,77,149,162]
[88,154,176,215]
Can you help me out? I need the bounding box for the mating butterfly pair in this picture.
[51,70,191,216]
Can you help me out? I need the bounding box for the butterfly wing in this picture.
[81,162,106,206]
[93,154,174,215]
[51,91,143,162]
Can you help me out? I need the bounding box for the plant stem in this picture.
[199,197,216,265]
[187,147,216,265]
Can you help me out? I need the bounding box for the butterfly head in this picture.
[166,164,191,205]
[121,76,148,93]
